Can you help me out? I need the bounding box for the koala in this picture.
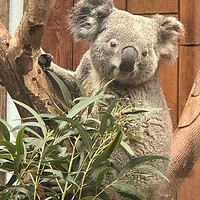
[39,0,184,199]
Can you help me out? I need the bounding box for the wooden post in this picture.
[177,0,200,199]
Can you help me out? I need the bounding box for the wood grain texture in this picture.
[114,0,126,10]
[180,0,200,45]
[158,62,178,128]
[0,0,66,117]
[0,0,9,120]
[0,0,9,28]
[71,0,89,70]
[127,0,178,14]
[0,0,9,186]
[42,0,73,70]
[179,46,200,118]
[0,85,6,185]
[179,70,200,128]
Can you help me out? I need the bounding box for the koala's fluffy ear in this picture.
[154,15,184,63]
[69,0,114,42]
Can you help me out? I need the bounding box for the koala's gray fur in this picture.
[42,0,184,199]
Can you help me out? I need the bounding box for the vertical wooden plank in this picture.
[178,0,200,199]
[72,0,89,70]
[42,0,73,70]
[157,14,179,129]
[114,0,126,10]
[179,46,200,118]
[0,0,9,186]
[180,0,200,44]
[158,62,178,128]
[127,0,178,14]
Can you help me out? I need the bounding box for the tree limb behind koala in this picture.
[0,0,66,119]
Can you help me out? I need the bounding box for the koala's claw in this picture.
[0,79,4,87]
[38,54,53,71]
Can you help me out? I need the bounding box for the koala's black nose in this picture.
[119,46,138,72]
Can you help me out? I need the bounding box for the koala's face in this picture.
[90,11,159,85]
[69,0,184,86]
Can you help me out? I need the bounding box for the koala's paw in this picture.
[0,79,4,87]
[38,54,53,72]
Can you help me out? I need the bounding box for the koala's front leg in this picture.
[0,79,4,86]
[38,54,54,72]
[38,54,80,98]
[38,54,76,83]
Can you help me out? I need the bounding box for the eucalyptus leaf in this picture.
[94,79,114,95]
[15,187,32,199]
[134,165,169,181]
[68,73,86,96]
[111,181,146,200]
[100,99,117,135]
[91,165,111,186]
[92,129,122,167]
[123,155,169,170]
[0,168,10,173]
[14,155,25,174]
[13,125,43,139]
[0,162,14,171]
[0,120,11,141]
[47,70,74,108]
[83,197,95,200]
[123,107,162,115]
[16,127,25,156]
[68,94,113,119]
[13,99,47,137]
[24,127,43,139]
[44,169,64,179]
[66,174,79,187]
[43,144,60,158]
[121,141,135,156]
[52,116,92,151]
[24,137,44,151]
[6,174,17,186]
[14,122,41,129]
[0,140,16,157]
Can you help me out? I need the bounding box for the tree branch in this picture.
[149,69,200,200]
[0,0,65,118]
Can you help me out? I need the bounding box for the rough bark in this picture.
[149,70,200,200]
[0,0,65,119]
[0,0,9,186]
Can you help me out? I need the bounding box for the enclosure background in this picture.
[0,0,200,199]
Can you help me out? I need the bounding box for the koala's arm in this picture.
[38,51,92,97]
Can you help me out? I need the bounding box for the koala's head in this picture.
[69,0,184,86]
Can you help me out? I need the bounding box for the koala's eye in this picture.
[110,41,117,48]
[142,50,148,57]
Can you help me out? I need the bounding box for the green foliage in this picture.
[0,75,168,200]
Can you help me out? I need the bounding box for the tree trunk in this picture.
[0,0,9,186]
[0,0,64,119]
[149,70,200,200]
